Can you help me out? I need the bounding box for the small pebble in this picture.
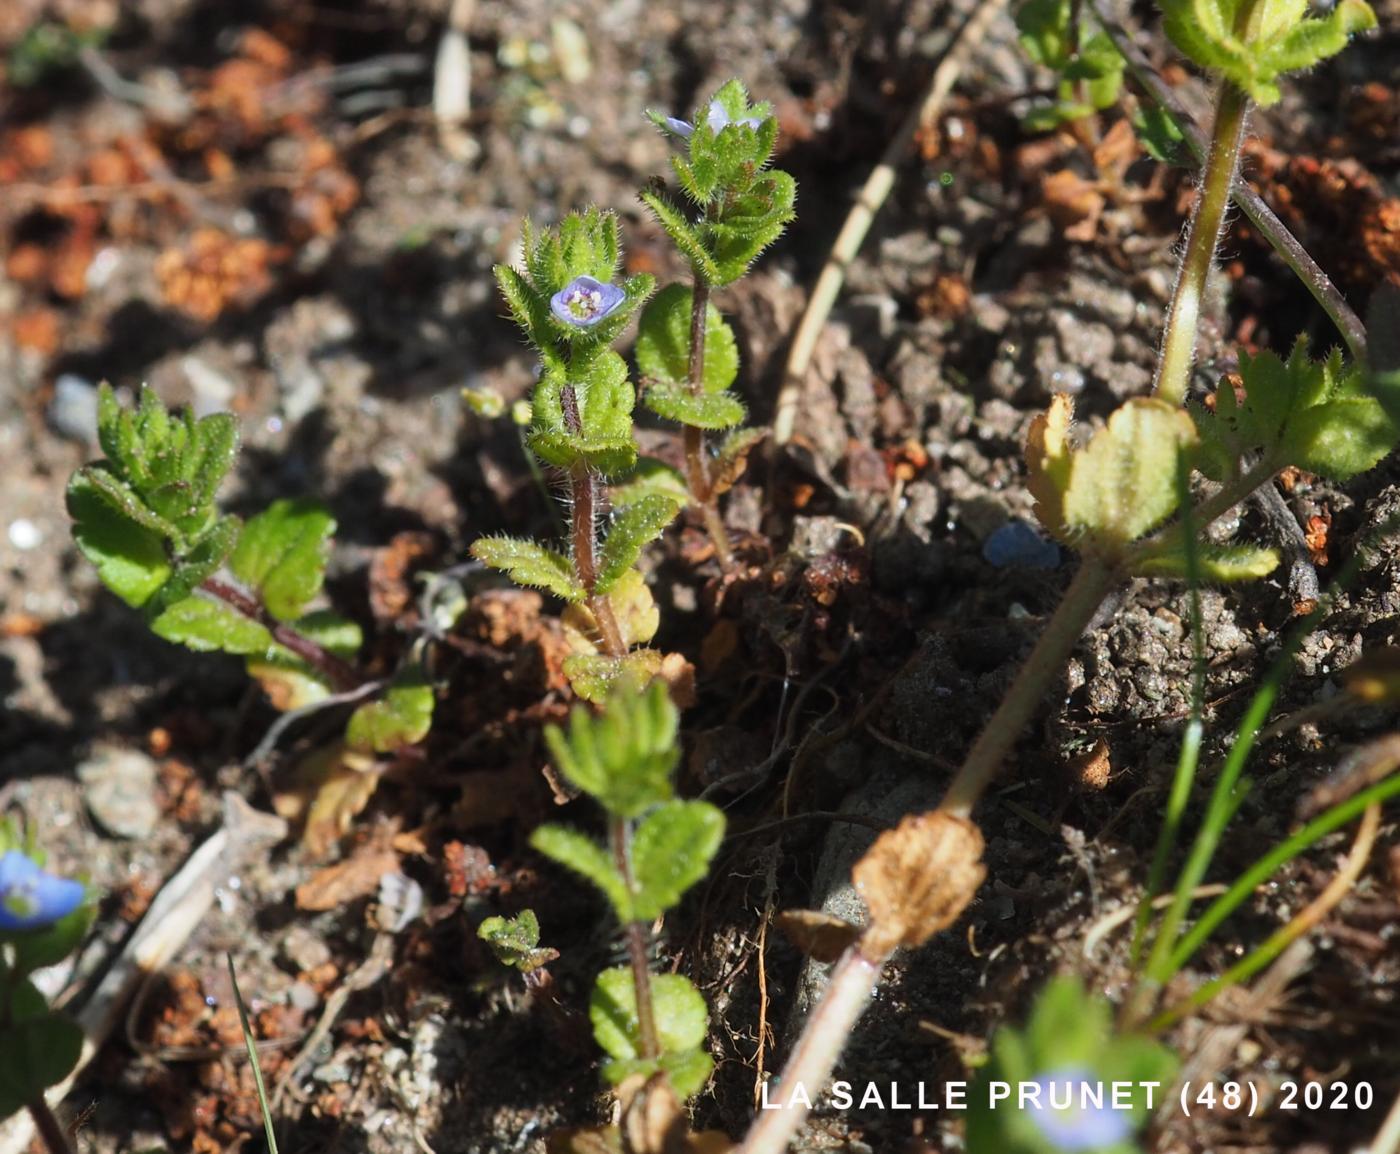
[48,374,101,443]
[77,746,161,840]
[7,519,42,551]
[982,518,1061,570]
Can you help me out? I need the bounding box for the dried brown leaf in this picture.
[295,847,401,911]
[852,810,985,957]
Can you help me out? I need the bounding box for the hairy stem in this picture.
[941,558,1119,817]
[27,1099,73,1154]
[610,816,660,1061]
[569,463,626,658]
[734,947,883,1154]
[201,577,360,691]
[1093,0,1367,360]
[1154,82,1251,408]
[685,275,735,571]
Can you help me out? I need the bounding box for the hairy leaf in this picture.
[591,969,710,1067]
[471,537,585,603]
[1134,540,1281,581]
[150,595,274,655]
[531,825,631,919]
[66,470,173,607]
[635,284,740,394]
[644,382,747,430]
[544,678,680,817]
[597,494,680,595]
[631,800,725,919]
[230,499,335,622]
[345,668,434,754]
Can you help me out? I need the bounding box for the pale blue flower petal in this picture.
[0,850,85,932]
[1024,1068,1134,1152]
[550,275,626,328]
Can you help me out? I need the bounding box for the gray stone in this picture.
[77,746,161,839]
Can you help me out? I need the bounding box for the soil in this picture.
[2,0,1399,1152]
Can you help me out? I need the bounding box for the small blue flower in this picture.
[0,850,85,932]
[982,518,1061,570]
[659,99,764,139]
[550,275,626,328]
[1024,1068,1133,1152]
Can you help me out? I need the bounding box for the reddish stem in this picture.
[201,577,360,691]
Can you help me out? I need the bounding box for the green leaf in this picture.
[635,284,740,394]
[630,800,725,920]
[146,515,241,616]
[1135,541,1280,582]
[1202,338,1398,480]
[602,1049,715,1101]
[470,537,585,603]
[1133,103,1189,165]
[596,494,680,595]
[562,651,668,704]
[229,499,335,622]
[644,382,747,430]
[66,470,172,608]
[1030,396,1198,552]
[345,668,434,754]
[640,190,720,284]
[10,901,95,978]
[589,968,710,1061]
[150,594,275,655]
[610,459,691,508]
[530,825,632,919]
[543,678,679,818]
[478,909,558,973]
[0,981,84,1114]
[1284,397,1396,480]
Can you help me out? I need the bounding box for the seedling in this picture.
[639,80,796,568]
[531,679,724,1100]
[66,386,434,845]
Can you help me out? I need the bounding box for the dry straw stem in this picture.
[771,0,1011,449]
[735,814,985,1154]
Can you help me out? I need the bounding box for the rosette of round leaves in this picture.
[1194,337,1398,483]
[0,830,93,1124]
[967,977,1176,1154]
[493,209,654,477]
[637,283,745,430]
[643,79,796,288]
[67,383,239,614]
[1027,395,1199,560]
[1160,0,1375,106]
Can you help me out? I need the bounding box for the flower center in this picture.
[563,287,604,320]
[2,880,39,919]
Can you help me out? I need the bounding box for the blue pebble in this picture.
[982,518,1061,570]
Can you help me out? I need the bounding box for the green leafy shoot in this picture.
[478,910,559,973]
[1194,337,1398,482]
[596,494,681,595]
[543,678,681,818]
[1159,0,1375,105]
[67,384,239,611]
[643,79,797,288]
[1016,0,1126,128]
